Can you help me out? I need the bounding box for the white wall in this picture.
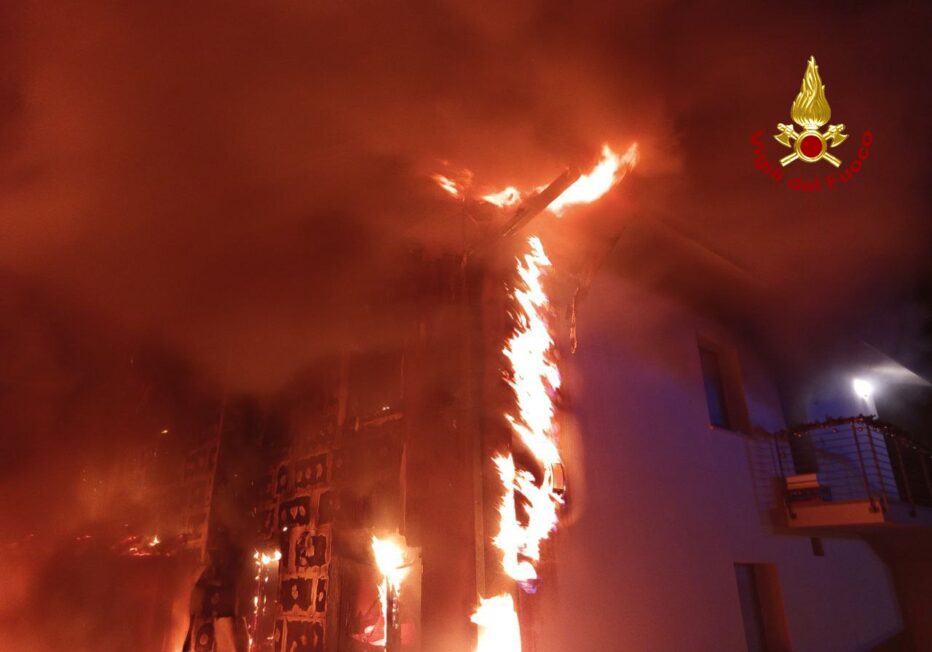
[537,274,902,652]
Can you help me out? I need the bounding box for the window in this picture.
[697,339,751,432]
[698,344,732,429]
[734,563,791,652]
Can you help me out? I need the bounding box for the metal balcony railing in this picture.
[772,416,932,518]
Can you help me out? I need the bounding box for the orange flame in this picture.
[432,143,636,216]
[250,549,281,651]
[491,235,565,586]
[253,549,281,567]
[468,143,636,651]
[372,536,409,587]
[472,594,522,652]
[504,237,561,466]
[372,535,409,647]
[492,454,562,582]
[481,186,523,208]
[548,143,638,216]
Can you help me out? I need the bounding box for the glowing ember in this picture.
[431,173,465,199]
[114,533,170,556]
[482,186,523,208]
[547,143,638,215]
[250,549,281,651]
[472,594,522,652]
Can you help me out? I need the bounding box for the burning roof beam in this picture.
[499,167,582,238]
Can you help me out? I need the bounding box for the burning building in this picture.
[2,3,932,651]
[229,147,641,652]
[26,137,924,652]
[170,144,931,652]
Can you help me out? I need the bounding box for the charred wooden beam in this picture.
[499,167,581,238]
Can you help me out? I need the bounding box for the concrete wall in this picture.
[537,274,902,652]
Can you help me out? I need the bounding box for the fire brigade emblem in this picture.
[774,56,848,167]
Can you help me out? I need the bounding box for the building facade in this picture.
[239,227,931,652]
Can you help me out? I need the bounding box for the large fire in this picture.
[432,143,637,217]
[494,236,563,584]
[434,142,636,651]
[548,143,638,215]
[476,235,564,652]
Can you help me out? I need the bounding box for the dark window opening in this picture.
[699,344,732,429]
[810,537,825,557]
[734,563,791,652]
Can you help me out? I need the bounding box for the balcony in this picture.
[771,417,932,531]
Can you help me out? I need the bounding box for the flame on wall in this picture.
[249,549,281,652]
[371,535,410,648]
[472,236,562,652]
[434,143,636,652]
[471,594,523,652]
[494,236,564,583]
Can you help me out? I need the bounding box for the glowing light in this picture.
[372,536,409,588]
[853,378,874,401]
[482,186,523,208]
[250,549,281,650]
[504,237,561,467]
[491,236,565,585]
[450,141,636,650]
[472,594,522,652]
[372,535,410,648]
[149,535,160,547]
[431,173,465,199]
[547,143,638,216]
[432,143,637,224]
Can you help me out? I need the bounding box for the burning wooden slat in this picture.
[499,168,581,237]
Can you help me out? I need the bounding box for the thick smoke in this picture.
[1,1,929,390]
[0,0,930,649]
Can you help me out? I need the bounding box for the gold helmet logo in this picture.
[774,56,848,167]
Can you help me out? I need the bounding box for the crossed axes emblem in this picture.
[774,122,848,168]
